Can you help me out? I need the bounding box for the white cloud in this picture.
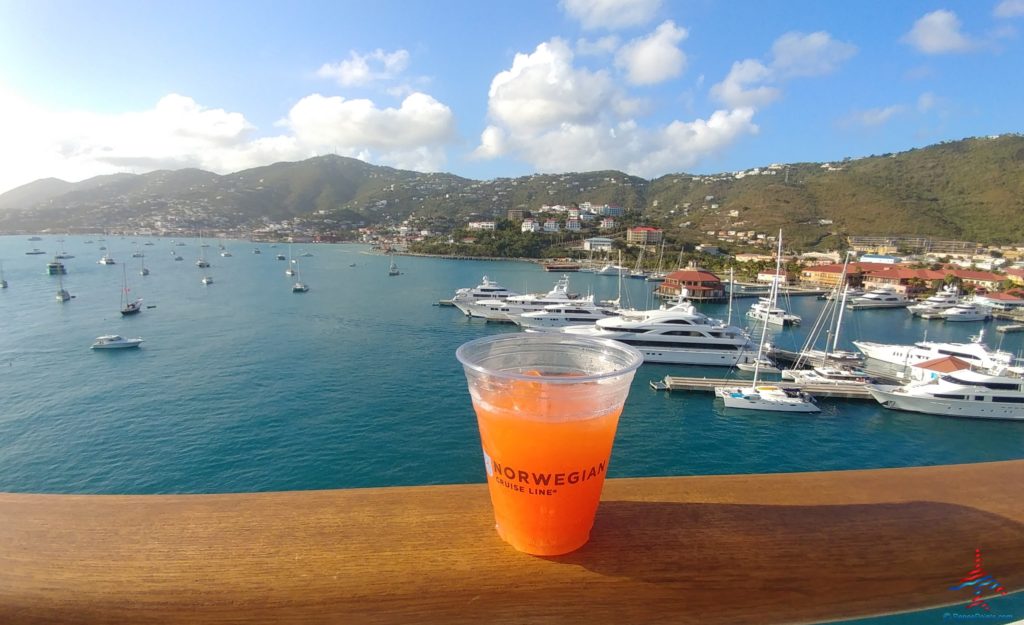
[475,38,757,177]
[316,49,410,86]
[576,35,620,56]
[843,105,907,128]
[614,20,688,85]
[560,0,661,30]
[486,39,615,132]
[0,89,458,194]
[709,60,780,108]
[770,31,858,78]
[917,92,936,112]
[995,0,1024,18]
[902,10,975,54]
[709,31,854,109]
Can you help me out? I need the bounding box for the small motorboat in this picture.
[91,335,143,349]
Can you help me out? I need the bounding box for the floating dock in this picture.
[996,323,1024,333]
[651,376,875,400]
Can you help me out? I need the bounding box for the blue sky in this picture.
[0,0,1021,194]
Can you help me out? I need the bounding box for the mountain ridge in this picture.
[1,135,1022,246]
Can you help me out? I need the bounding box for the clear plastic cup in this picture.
[457,333,643,556]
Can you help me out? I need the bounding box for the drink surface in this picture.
[472,376,622,555]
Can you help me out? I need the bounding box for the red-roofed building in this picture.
[1005,267,1024,286]
[946,270,1005,291]
[910,355,972,382]
[799,262,894,288]
[863,267,948,295]
[657,268,725,301]
[627,226,663,245]
[973,292,1024,311]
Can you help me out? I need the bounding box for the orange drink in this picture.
[457,334,642,556]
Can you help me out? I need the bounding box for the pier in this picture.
[652,376,875,400]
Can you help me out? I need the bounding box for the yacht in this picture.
[253,248,262,254]
[201,275,214,285]
[746,298,801,326]
[514,300,620,331]
[562,296,756,366]
[938,302,991,322]
[46,257,67,275]
[450,276,521,316]
[596,264,627,276]
[866,369,1024,421]
[25,248,46,255]
[853,332,1018,374]
[781,365,873,386]
[846,288,909,309]
[464,275,581,321]
[908,287,959,317]
[220,251,232,257]
[91,335,143,350]
[97,255,115,265]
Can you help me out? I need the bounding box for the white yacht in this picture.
[562,296,755,366]
[867,369,1024,420]
[746,297,801,326]
[450,276,521,315]
[596,264,627,276]
[781,365,872,386]
[465,275,582,322]
[97,255,116,265]
[91,335,143,349]
[846,287,909,309]
[938,302,991,322]
[908,287,959,317]
[514,300,620,331]
[853,332,1018,373]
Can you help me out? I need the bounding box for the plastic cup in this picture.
[456,333,643,556]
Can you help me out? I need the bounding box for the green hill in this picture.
[1,135,1022,246]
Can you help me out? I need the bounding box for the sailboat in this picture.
[1,261,7,288]
[715,231,819,413]
[292,259,309,292]
[285,245,296,276]
[646,240,668,282]
[628,250,648,279]
[120,265,142,314]
[196,232,210,268]
[139,252,149,276]
[56,271,70,302]
[388,254,400,276]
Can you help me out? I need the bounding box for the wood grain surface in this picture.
[1,460,1022,624]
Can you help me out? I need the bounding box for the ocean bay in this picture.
[1,235,1023,495]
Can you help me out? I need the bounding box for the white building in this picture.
[521,219,541,233]
[584,237,614,252]
[468,221,496,231]
[543,219,560,233]
[566,218,581,232]
[599,218,616,230]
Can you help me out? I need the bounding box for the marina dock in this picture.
[996,323,1024,333]
[651,376,875,400]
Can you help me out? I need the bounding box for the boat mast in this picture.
[727,267,734,326]
[751,231,783,387]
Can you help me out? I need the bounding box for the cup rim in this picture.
[456,333,644,384]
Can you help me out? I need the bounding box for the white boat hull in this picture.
[715,386,820,412]
[867,385,1024,421]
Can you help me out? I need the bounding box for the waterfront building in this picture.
[800,262,893,288]
[656,268,725,301]
[863,268,947,295]
[583,237,614,252]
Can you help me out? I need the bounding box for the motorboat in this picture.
[91,335,143,349]
[867,369,1024,421]
[714,231,819,412]
[56,272,70,302]
[746,298,801,326]
[563,294,756,366]
[853,331,1017,374]
[97,255,116,265]
[781,365,872,386]
[450,276,522,316]
[201,275,214,285]
[846,288,909,309]
[465,275,582,321]
[300,251,314,257]
[253,248,262,254]
[276,254,287,261]
[220,251,232,257]
[514,300,620,331]
[26,248,46,255]
[46,257,67,275]
[938,302,991,322]
[715,385,820,412]
[736,357,780,374]
[908,287,959,317]
[596,264,627,276]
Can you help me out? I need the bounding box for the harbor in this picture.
[649,376,874,400]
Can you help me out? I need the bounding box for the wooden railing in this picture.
[1,460,1022,624]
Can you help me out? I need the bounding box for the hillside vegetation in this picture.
[1,135,1022,246]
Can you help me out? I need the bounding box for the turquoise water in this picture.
[1,235,1023,495]
[2,236,1022,624]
